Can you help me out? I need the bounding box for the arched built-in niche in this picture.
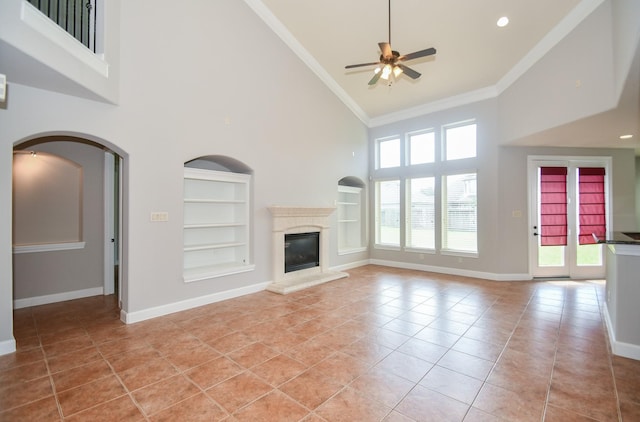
[337,176,367,254]
[183,155,255,282]
[13,151,83,250]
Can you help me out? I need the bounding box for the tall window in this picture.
[373,120,478,256]
[444,123,476,161]
[406,177,435,249]
[375,180,400,246]
[408,131,435,165]
[442,173,477,253]
[378,138,401,169]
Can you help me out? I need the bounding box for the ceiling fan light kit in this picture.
[345,0,436,86]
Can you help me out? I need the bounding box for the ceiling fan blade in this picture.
[397,64,421,79]
[378,42,392,59]
[345,61,381,69]
[368,71,382,85]
[399,47,436,61]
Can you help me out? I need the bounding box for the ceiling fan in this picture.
[345,0,436,85]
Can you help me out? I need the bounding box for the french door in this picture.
[528,157,610,279]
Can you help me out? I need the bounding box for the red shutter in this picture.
[540,167,567,246]
[578,167,606,245]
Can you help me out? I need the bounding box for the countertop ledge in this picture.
[594,232,640,245]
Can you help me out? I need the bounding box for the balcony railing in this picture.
[27,0,97,52]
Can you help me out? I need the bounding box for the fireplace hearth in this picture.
[267,206,348,294]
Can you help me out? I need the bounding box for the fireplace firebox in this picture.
[284,232,320,273]
[266,206,348,294]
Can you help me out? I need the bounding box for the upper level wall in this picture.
[498,1,617,144]
[0,0,120,103]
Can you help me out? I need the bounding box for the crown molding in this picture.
[245,0,604,129]
[243,0,370,126]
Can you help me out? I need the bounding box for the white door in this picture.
[528,157,610,279]
[104,152,122,301]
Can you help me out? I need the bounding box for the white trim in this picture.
[0,339,17,356]
[603,302,640,361]
[104,152,115,295]
[13,242,86,254]
[241,0,369,126]
[184,264,256,283]
[243,0,604,127]
[120,281,271,324]
[440,250,479,259]
[21,0,108,77]
[608,244,640,257]
[495,0,606,95]
[337,247,368,256]
[331,260,369,273]
[369,86,498,128]
[13,286,103,309]
[370,259,531,281]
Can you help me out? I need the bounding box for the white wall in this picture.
[498,0,617,144]
[0,0,368,350]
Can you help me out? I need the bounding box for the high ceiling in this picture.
[246,0,639,151]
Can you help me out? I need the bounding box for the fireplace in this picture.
[285,232,320,273]
[267,206,348,294]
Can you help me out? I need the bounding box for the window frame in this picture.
[407,129,436,166]
[441,171,478,257]
[372,119,479,258]
[405,176,437,252]
[374,178,402,250]
[376,136,403,170]
[442,121,477,162]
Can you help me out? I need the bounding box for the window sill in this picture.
[13,241,86,254]
[440,249,478,259]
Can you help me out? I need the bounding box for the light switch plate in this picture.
[150,212,169,222]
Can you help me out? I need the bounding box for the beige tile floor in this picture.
[2,265,640,421]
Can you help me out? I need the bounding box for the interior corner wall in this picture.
[498,0,617,144]
[12,141,105,301]
[636,156,640,229]
[0,143,14,352]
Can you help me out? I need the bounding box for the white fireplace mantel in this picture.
[267,206,348,294]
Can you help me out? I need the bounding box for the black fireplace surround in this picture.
[284,232,320,273]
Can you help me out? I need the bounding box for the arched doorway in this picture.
[12,134,127,315]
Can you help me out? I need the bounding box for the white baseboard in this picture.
[121,281,272,324]
[0,338,16,356]
[603,303,640,361]
[369,259,531,281]
[13,287,104,309]
[331,260,370,273]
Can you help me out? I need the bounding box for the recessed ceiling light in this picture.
[619,134,633,139]
[497,16,509,27]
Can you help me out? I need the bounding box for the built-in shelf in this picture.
[183,168,253,282]
[337,185,366,254]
